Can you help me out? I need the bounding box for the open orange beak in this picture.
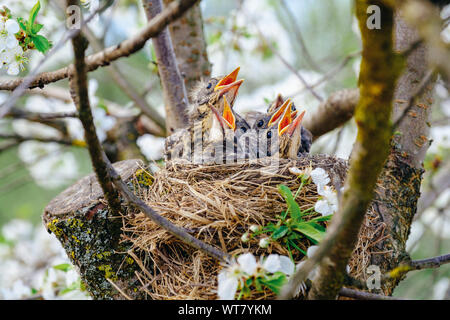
[278,101,294,136]
[286,110,306,136]
[215,67,244,104]
[268,98,291,128]
[222,96,236,130]
[214,67,241,91]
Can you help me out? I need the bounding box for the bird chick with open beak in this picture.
[203,96,252,164]
[188,67,244,124]
[278,108,307,159]
[165,68,244,162]
[252,98,293,131]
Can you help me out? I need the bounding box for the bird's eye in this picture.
[206,82,212,90]
[291,105,296,111]
[257,120,264,127]
[267,130,272,139]
[241,127,247,133]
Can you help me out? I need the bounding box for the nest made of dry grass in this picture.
[120,155,381,300]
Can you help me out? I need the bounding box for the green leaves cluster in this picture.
[17,1,52,53]
[257,183,331,257]
[238,271,288,299]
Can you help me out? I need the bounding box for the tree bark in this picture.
[43,160,150,300]
[307,1,400,300]
[353,10,436,295]
[163,0,212,97]
[143,0,191,134]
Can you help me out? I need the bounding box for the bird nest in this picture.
[120,155,380,300]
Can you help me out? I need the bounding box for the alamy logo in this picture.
[66,5,81,30]
[366,265,381,289]
[366,5,381,30]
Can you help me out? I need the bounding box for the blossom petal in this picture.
[278,255,295,275]
[315,199,333,216]
[7,62,20,76]
[237,253,257,276]
[262,254,280,273]
[217,271,238,300]
[5,20,20,34]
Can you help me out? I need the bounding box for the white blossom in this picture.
[0,219,91,300]
[237,253,258,275]
[241,232,249,243]
[310,167,330,191]
[314,185,338,216]
[2,219,33,242]
[289,166,313,180]
[217,269,239,300]
[261,254,295,275]
[249,224,260,233]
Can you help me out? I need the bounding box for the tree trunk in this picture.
[163,0,212,97]
[350,11,435,296]
[43,160,151,300]
[143,0,190,134]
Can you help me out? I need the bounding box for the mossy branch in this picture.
[281,1,402,300]
[68,0,123,217]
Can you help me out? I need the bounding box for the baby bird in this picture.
[188,67,243,124]
[203,96,252,164]
[165,68,244,162]
[278,109,307,159]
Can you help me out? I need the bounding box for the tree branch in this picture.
[338,287,402,300]
[0,133,84,153]
[399,0,450,87]
[284,1,400,300]
[143,0,191,133]
[302,88,359,140]
[5,108,78,121]
[163,0,212,96]
[0,0,199,92]
[68,1,123,218]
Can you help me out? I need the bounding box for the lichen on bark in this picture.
[43,160,151,300]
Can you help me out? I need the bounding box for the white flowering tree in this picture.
[0,0,449,301]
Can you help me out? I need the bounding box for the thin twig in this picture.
[68,0,123,217]
[0,0,199,93]
[0,0,113,118]
[279,0,322,72]
[253,24,324,102]
[5,108,78,121]
[338,287,402,300]
[0,133,83,151]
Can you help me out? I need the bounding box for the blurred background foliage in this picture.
[0,0,448,299]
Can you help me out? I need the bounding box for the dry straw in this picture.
[120,155,382,299]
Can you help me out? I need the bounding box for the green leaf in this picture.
[53,263,72,272]
[31,34,51,53]
[259,272,287,295]
[288,239,307,256]
[308,215,333,223]
[28,1,41,29]
[32,23,43,34]
[278,185,302,222]
[17,18,27,32]
[271,225,289,240]
[293,222,325,243]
